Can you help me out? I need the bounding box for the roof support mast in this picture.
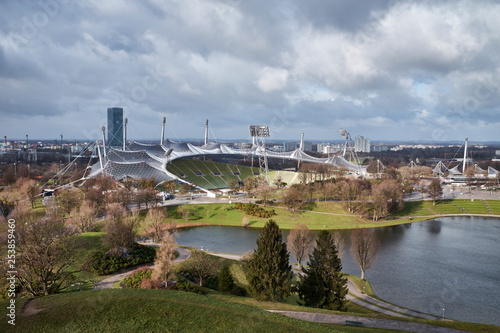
[463,137,468,174]
[161,117,166,145]
[101,126,107,157]
[204,119,209,145]
[123,118,128,151]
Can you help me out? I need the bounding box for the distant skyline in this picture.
[1,1,500,142]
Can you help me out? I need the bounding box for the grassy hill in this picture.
[2,289,384,333]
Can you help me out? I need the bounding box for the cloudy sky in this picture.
[1,0,500,142]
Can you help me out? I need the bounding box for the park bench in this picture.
[345,320,363,326]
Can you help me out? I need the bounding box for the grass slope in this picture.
[1,289,380,333]
[156,199,500,231]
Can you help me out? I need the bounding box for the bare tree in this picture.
[243,176,258,194]
[464,166,476,192]
[19,178,40,208]
[242,215,250,228]
[350,229,380,280]
[287,224,315,271]
[281,187,306,212]
[338,180,361,212]
[184,251,222,286]
[229,179,239,192]
[425,179,443,206]
[17,217,79,296]
[68,200,98,233]
[57,188,82,217]
[177,205,191,223]
[10,201,38,224]
[332,231,345,259]
[151,232,177,282]
[104,203,138,249]
[112,188,133,211]
[256,184,273,203]
[371,179,404,221]
[143,208,167,242]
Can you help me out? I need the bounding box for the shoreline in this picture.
[169,211,500,230]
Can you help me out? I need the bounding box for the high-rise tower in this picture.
[107,107,123,147]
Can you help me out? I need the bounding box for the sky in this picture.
[1,0,500,143]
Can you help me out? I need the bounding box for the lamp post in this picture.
[442,308,445,320]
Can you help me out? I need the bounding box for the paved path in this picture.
[267,311,465,333]
[209,251,441,321]
[346,280,440,320]
[93,247,191,290]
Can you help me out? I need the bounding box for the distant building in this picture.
[354,135,370,153]
[323,145,335,154]
[371,144,389,152]
[107,107,123,147]
[303,141,313,152]
[283,141,297,152]
[496,150,500,156]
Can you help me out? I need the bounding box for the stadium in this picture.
[86,111,366,193]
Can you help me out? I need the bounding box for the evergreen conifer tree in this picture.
[218,264,235,292]
[246,219,292,302]
[297,230,348,311]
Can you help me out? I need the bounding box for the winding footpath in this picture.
[209,252,465,333]
[93,249,465,332]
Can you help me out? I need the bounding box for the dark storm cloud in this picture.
[0,0,499,141]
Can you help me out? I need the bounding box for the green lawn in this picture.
[487,200,500,215]
[0,289,384,333]
[65,232,107,292]
[390,200,500,218]
[449,199,489,214]
[156,203,401,230]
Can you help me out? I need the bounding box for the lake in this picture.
[176,216,500,326]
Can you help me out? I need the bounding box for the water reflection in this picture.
[426,219,442,234]
[176,217,500,326]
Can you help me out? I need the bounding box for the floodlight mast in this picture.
[340,128,349,157]
[249,125,270,184]
[339,128,362,174]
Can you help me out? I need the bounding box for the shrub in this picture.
[122,267,152,289]
[140,278,162,289]
[233,203,276,219]
[173,280,204,294]
[83,243,156,275]
[230,285,247,296]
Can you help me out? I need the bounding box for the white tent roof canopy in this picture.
[88,141,366,187]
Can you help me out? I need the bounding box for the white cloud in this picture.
[1,0,500,140]
[256,67,289,92]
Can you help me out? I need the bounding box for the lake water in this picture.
[176,216,500,327]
